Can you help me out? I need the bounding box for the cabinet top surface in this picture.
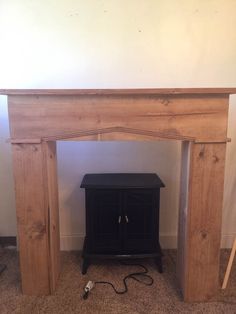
[1,88,236,96]
[81,173,165,189]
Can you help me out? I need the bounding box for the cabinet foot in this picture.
[82,258,90,275]
[156,257,163,273]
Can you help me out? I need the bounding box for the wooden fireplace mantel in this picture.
[1,87,236,302]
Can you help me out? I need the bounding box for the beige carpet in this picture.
[0,248,236,314]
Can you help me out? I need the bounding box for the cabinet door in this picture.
[87,190,122,253]
[123,189,159,253]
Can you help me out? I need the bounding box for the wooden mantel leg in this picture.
[11,141,60,295]
[177,142,226,302]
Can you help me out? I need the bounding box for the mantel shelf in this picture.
[1,87,236,96]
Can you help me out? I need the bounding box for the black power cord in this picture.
[83,261,153,299]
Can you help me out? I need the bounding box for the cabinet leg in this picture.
[156,257,163,273]
[82,258,90,275]
[0,264,6,274]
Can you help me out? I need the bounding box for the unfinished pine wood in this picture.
[8,94,229,142]
[42,127,195,142]
[179,143,227,302]
[12,142,60,295]
[43,141,60,292]
[1,87,236,95]
[12,143,51,295]
[10,138,42,144]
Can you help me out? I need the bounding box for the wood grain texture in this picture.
[42,127,195,142]
[43,141,60,292]
[8,94,229,142]
[182,143,227,302]
[1,88,236,95]
[11,142,60,295]
[12,144,50,295]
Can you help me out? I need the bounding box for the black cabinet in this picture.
[80,173,165,274]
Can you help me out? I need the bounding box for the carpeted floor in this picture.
[0,248,236,314]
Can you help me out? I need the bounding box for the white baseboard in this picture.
[60,234,85,251]
[60,233,236,251]
[221,233,236,248]
[160,234,177,249]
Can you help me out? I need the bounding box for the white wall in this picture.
[0,0,236,249]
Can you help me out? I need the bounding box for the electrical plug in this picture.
[83,280,95,300]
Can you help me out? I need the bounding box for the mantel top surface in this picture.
[80,173,165,189]
[1,88,236,96]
